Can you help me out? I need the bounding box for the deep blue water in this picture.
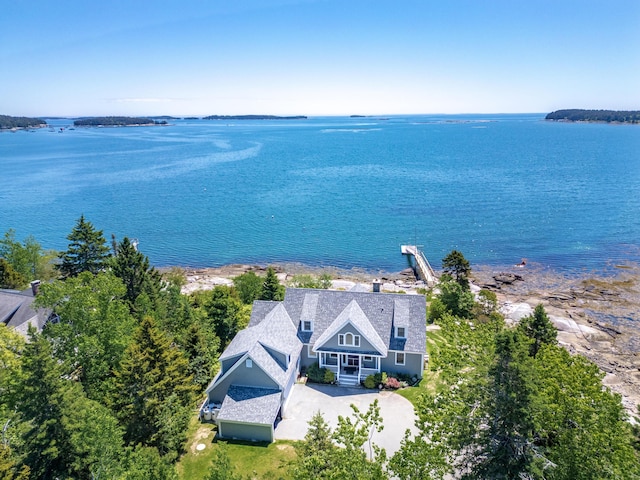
[1,114,639,274]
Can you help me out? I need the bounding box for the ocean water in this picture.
[1,114,639,275]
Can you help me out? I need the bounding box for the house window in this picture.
[363,356,373,361]
[302,320,313,332]
[396,326,406,338]
[308,345,317,358]
[246,359,253,368]
[338,332,360,347]
[395,352,405,365]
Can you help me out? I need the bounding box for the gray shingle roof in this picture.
[0,289,48,336]
[283,288,426,354]
[217,386,281,425]
[313,299,388,356]
[221,303,300,362]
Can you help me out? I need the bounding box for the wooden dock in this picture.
[401,245,438,286]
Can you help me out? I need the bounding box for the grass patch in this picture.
[177,416,297,480]
[396,327,449,406]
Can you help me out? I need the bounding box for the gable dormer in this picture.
[300,292,318,333]
[393,298,410,338]
[313,299,387,356]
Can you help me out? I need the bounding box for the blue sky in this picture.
[1,0,638,116]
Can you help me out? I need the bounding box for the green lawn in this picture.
[396,327,447,407]
[177,416,298,480]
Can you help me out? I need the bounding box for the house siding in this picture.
[218,421,273,443]
[318,323,379,353]
[300,344,317,369]
[380,351,423,378]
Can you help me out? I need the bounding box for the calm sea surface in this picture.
[1,114,639,275]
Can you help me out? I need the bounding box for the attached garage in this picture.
[218,420,274,443]
[216,386,281,443]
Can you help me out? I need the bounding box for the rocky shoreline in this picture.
[172,262,640,417]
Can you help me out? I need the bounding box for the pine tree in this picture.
[111,316,197,454]
[56,215,111,278]
[518,303,557,357]
[111,236,162,309]
[442,250,471,290]
[260,266,284,301]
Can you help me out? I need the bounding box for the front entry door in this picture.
[341,355,360,368]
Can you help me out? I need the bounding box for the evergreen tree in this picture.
[16,332,72,479]
[518,303,557,357]
[111,236,163,310]
[56,215,111,278]
[442,250,471,290]
[181,322,220,390]
[260,266,284,301]
[111,316,197,455]
[468,331,540,479]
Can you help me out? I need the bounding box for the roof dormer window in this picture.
[396,326,406,338]
[338,332,360,347]
[302,320,313,332]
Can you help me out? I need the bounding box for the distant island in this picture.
[183,116,200,120]
[546,109,640,124]
[73,116,167,127]
[203,115,307,120]
[0,114,47,130]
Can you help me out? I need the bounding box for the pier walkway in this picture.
[401,245,438,286]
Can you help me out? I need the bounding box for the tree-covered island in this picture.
[73,116,167,127]
[203,114,307,120]
[0,114,47,130]
[546,109,640,123]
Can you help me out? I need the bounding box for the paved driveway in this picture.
[274,383,418,455]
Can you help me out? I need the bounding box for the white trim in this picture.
[206,351,280,396]
[396,326,406,338]
[307,345,317,358]
[302,320,313,332]
[338,331,360,347]
[395,352,405,365]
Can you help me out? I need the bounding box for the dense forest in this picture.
[203,115,307,120]
[1,225,639,479]
[0,115,47,129]
[546,109,640,123]
[73,116,167,126]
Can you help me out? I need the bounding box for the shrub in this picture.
[385,377,401,389]
[363,375,377,389]
[323,369,335,384]
[306,362,334,384]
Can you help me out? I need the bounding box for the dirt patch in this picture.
[190,425,215,454]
